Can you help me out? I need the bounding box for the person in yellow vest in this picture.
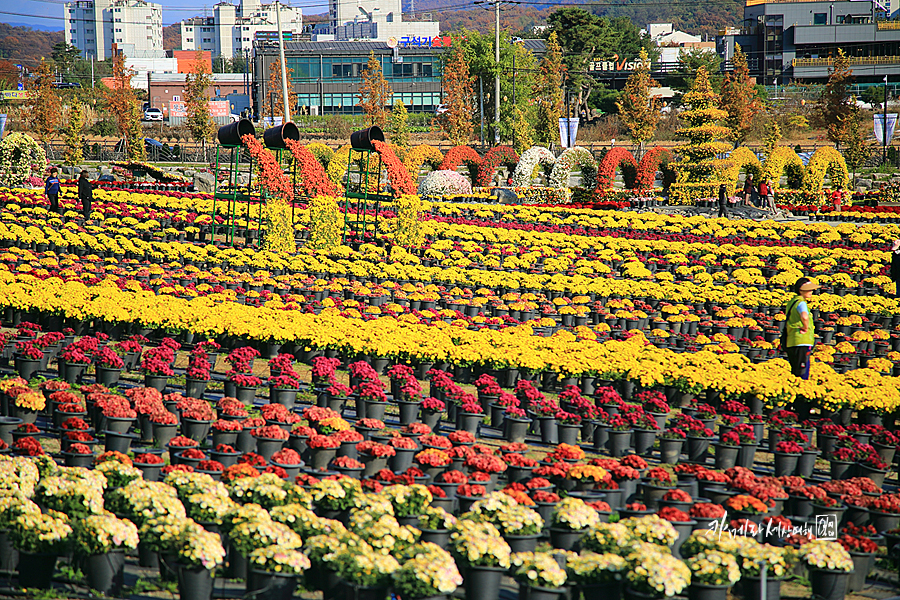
[784,277,819,380]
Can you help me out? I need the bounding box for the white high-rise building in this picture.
[64,0,163,60]
[315,0,439,42]
[180,0,302,59]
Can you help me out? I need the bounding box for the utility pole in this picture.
[884,75,889,164]
[493,0,500,146]
[275,0,291,123]
[479,77,485,144]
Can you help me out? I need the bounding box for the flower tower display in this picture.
[670,67,732,205]
[240,133,296,254]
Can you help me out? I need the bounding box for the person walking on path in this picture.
[44,167,60,213]
[765,179,776,214]
[717,184,728,218]
[758,179,769,211]
[784,277,819,380]
[78,170,93,220]
[743,174,754,206]
[890,239,900,298]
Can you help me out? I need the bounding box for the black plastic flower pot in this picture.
[737,443,757,469]
[389,448,417,473]
[0,417,22,447]
[848,552,873,593]
[104,430,137,454]
[830,459,855,480]
[809,569,849,600]
[209,450,241,469]
[396,400,421,425]
[234,385,257,406]
[659,438,683,464]
[15,357,41,381]
[218,118,255,147]
[84,550,125,597]
[144,374,168,393]
[270,387,298,409]
[17,552,56,589]
[504,418,530,444]
[177,563,215,600]
[419,528,450,549]
[212,430,239,448]
[63,362,87,385]
[309,447,337,470]
[248,569,298,600]
[364,400,387,422]
[153,423,177,448]
[548,527,585,551]
[633,428,657,456]
[262,121,300,149]
[857,463,888,487]
[457,412,482,435]
[185,377,208,399]
[714,444,739,470]
[63,451,95,468]
[181,418,212,443]
[95,366,122,387]
[686,436,711,463]
[464,565,505,600]
[607,430,632,458]
[254,437,285,463]
[687,583,729,600]
[558,423,580,446]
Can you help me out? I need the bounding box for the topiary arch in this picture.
[762,147,805,191]
[802,146,849,192]
[404,145,444,179]
[721,146,763,195]
[438,145,481,185]
[596,147,638,191]
[548,147,598,189]
[634,146,673,190]
[476,145,519,187]
[511,146,556,187]
[0,133,46,187]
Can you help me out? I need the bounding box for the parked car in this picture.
[143,108,163,122]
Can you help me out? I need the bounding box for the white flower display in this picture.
[418,170,473,197]
[548,147,598,189]
[511,146,556,187]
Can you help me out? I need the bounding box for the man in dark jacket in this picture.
[44,167,60,213]
[78,170,93,219]
[717,184,728,218]
[892,239,900,298]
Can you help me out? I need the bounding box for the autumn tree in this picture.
[720,44,762,145]
[842,104,870,181]
[63,98,85,165]
[813,49,856,148]
[358,52,392,127]
[263,61,297,120]
[437,43,474,145]
[388,99,410,149]
[126,100,145,161]
[762,119,782,158]
[29,59,61,148]
[184,49,215,147]
[0,60,18,90]
[101,52,143,159]
[615,48,659,157]
[511,106,535,154]
[533,31,563,146]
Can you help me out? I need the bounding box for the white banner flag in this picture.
[558,117,580,148]
[874,113,898,145]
